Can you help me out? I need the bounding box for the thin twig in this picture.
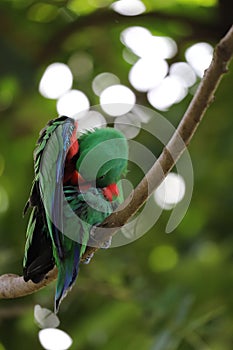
[0,25,233,299]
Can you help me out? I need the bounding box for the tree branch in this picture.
[0,25,233,300]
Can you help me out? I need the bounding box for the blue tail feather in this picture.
[55,243,81,313]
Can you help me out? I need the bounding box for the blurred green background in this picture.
[0,0,233,349]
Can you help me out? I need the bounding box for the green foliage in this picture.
[0,0,233,349]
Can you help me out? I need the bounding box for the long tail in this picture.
[55,243,81,313]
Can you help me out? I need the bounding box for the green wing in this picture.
[23,116,76,283]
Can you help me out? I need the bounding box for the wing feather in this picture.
[23,116,78,283]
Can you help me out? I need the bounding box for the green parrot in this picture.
[23,116,128,312]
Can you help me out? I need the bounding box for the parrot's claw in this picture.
[89,226,100,247]
[82,253,94,264]
[101,237,112,249]
[89,226,112,249]
[90,226,97,238]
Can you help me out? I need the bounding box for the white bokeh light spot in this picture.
[34,305,60,329]
[38,328,72,350]
[129,58,168,92]
[114,112,141,139]
[137,36,177,59]
[122,47,138,65]
[56,89,90,119]
[92,72,120,96]
[39,63,73,99]
[100,84,136,116]
[185,42,214,77]
[154,173,186,210]
[170,62,196,87]
[120,26,151,56]
[68,52,93,80]
[147,76,187,111]
[111,0,146,16]
[121,26,177,59]
[77,110,107,131]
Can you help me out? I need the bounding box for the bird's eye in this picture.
[98,174,106,180]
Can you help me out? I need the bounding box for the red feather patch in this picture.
[63,122,79,184]
[102,183,119,202]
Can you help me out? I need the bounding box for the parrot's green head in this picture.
[76,128,128,188]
